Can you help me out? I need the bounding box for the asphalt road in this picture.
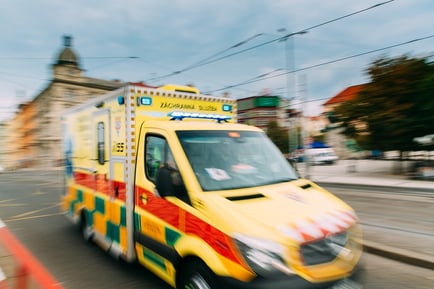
[321,183,434,260]
[0,170,433,289]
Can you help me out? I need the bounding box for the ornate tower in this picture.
[52,35,83,78]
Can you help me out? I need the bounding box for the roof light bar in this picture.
[168,111,232,123]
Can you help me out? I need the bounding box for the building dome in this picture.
[55,35,80,67]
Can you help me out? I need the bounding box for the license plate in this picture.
[331,278,363,289]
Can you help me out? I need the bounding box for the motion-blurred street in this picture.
[0,160,433,288]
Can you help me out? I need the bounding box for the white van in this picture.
[305,147,338,165]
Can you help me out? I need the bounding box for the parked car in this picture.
[409,160,434,180]
[292,142,339,165]
[305,147,339,165]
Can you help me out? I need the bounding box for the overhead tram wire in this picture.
[300,0,395,33]
[86,57,140,71]
[144,0,395,83]
[0,56,139,60]
[0,56,139,89]
[145,33,266,82]
[0,56,139,78]
[203,34,434,94]
[201,0,396,69]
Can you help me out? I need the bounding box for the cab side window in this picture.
[145,136,165,183]
[145,135,190,204]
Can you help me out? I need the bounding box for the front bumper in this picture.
[219,261,365,289]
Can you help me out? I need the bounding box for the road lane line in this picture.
[6,213,64,222]
[9,203,61,219]
[0,204,25,208]
[0,199,15,204]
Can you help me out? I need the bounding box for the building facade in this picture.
[322,84,365,159]
[237,95,289,130]
[2,35,126,169]
[9,102,37,168]
[236,95,327,153]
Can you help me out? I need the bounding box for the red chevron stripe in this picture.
[73,171,126,201]
[135,187,245,267]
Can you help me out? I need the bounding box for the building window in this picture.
[65,89,75,99]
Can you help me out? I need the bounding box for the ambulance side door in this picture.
[92,110,115,243]
[134,130,189,277]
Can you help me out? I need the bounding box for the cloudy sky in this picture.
[1,0,433,120]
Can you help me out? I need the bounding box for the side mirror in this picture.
[287,157,300,176]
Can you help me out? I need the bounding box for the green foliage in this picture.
[266,120,289,153]
[334,54,434,152]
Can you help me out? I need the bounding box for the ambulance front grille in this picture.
[300,231,348,266]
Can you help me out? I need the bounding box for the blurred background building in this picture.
[2,35,125,169]
[322,84,365,159]
[237,95,288,130]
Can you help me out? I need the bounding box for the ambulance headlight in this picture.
[233,234,293,277]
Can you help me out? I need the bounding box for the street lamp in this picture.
[277,28,308,155]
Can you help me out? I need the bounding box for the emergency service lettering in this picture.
[160,102,218,112]
[199,105,217,111]
[160,102,195,110]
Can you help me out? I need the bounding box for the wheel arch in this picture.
[174,235,231,277]
[173,233,255,283]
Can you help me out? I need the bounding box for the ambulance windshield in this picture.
[177,130,299,191]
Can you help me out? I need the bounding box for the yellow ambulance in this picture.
[62,83,364,289]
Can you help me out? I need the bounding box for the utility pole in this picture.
[299,74,310,179]
[277,29,307,155]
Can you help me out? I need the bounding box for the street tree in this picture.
[266,120,289,154]
[334,54,434,158]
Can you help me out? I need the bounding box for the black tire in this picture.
[178,260,218,289]
[80,210,94,243]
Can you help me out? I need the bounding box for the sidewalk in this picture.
[300,159,434,190]
[298,159,434,270]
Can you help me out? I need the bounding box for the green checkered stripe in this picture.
[69,188,127,244]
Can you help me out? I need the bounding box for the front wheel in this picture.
[178,260,218,289]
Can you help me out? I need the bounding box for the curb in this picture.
[314,181,434,194]
[363,240,434,270]
[314,182,434,269]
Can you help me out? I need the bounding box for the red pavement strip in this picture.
[0,219,64,289]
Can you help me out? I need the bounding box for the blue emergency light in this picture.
[117,96,125,105]
[222,104,232,112]
[140,97,152,106]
